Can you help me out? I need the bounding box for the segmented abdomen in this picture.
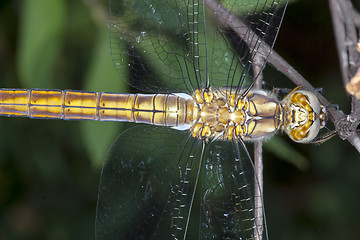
[0,89,196,127]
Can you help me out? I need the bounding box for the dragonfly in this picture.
[0,0,328,239]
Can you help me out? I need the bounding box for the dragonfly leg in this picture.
[310,130,337,144]
[272,87,292,97]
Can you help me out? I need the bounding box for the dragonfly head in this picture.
[283,89,326,143]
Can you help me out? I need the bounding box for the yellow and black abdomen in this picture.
[0,89,196,127]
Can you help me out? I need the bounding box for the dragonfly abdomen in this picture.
[0,89,196,127]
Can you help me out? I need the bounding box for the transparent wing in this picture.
[207,0,288,94]
[109,0,208,93]
[95,126,266,239]
[95,125,204,239]
[199,139,267,239]
[109,0,288,94]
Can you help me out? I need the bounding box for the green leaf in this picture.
[17,0,65,88]
[264,136,309,171]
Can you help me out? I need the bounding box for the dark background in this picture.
[0,0,359,239]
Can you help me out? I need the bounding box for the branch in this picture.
[253,140,264,240]
[253,56,265,240]
[328,0,360,152]
[205,0,360,153]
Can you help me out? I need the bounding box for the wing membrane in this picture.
[109,0,288,94]
[199,139,267,239]
[109,0,207,93]
[95,126,267,239]
[207,0,288,94]
[95,125,204,239]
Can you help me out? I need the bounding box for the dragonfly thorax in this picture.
[190,88,282,141]
[191,89,246,140]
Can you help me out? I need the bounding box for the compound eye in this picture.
[294,90,321,114]
[301,118,321,143]
[288,117,321,143]
[286,89,324,143]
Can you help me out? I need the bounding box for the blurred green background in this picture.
[0,0,125,239]
[0,0,359,239]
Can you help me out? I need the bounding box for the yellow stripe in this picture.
[29,90,63,118]
[0,89,29,117]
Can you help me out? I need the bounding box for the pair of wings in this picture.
[96,0,288,239]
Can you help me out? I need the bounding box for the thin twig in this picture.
[328,0,360,151]
[253,56,265,240]
[339,0,359,75]
[253,141,264,240]
[328,0,349,86]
